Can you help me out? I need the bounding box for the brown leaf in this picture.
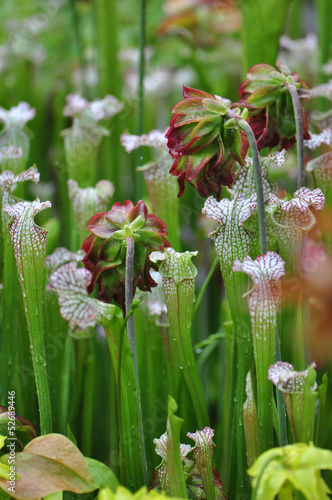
[0,434,96,500]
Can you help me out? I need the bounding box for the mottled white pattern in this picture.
[121,130,167,153]
[150,247,198,283]
[270,187,325,212]
[310,80,332,101]
[304,128,332,150]
[0,145,23,161]
[0,166,39,193]
[306,152,332,193]
[67,179,114,241]
[45,247,84,272]
[47,261,118,329]
[203,194,259,277]
[231,152,285,199]
[3,199,51,284]
[187,427,215,453]
[153,432,192,491]
[64,94,123,121]
[268,361,316,393]
[146,299,167,317]
[0,102,35,127]
[233,252,285,330]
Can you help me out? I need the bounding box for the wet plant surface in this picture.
[1,1,332,499]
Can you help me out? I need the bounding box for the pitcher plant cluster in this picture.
[1,38,332,500]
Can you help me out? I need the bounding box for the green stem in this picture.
[138,0,146,139]
[95,0,121,191]
[81,338,95,457]
[69,339,88,427]
[125,237,136,363]
[69,0,87,96]
[59,333,73,433]
[235,330,251,495]
[23,298,52,435]
[193,256,219,317]
[135,0,147,198]
[236,117,268,254]
[287,83,305,189]
[125,236,149,485]
[0,234,18,405]
[275,328,288,447]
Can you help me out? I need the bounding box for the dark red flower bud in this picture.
[166,86,249,199]
[82,200,169,311]
[238,63,310,150]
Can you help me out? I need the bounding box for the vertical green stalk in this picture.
[235,118,267,255]
[315,0,332,89]
[125,235,148,485]
[69,0,86,96]
[138,0,146,139]
[81,338,95,457]
[166,396,188,498]
[275,329,288,447]
[287,83,305,189]
[240,0,290,74]
[135,0,147,198]
[4,200,52,434]
[95,0,121,191]
[0,228,18,405]
[193,256,219,317]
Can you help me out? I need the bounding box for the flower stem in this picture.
[275,329,288,447]
[125,236,149,485]
[236,118,268,254]
[135,0,146,198]
[287,83,305,189]
[193,255,219,317]
[138,0,146,139]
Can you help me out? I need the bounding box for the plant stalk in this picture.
[235,117,268,254]
[125,236,149,485]
[275,328,288,447]
[287,83,305,189]
[135,0,147,198]
[193,256,219,317]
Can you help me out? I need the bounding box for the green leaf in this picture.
[85,458,119,492]
[240,0,292,73]
[247,85,281,107]
[44,493,63,500]
[0,434,96,499]
[66,424,77,447]
[248,443,332,500]
[202,98,229,115]
[4,199,52,435]
[316,373,328,447]
[166,397,188,499]
[104,311,145,490]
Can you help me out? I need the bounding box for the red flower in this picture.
[82,200,169,311]
[166,86,249,199]
[238,63,310,150]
